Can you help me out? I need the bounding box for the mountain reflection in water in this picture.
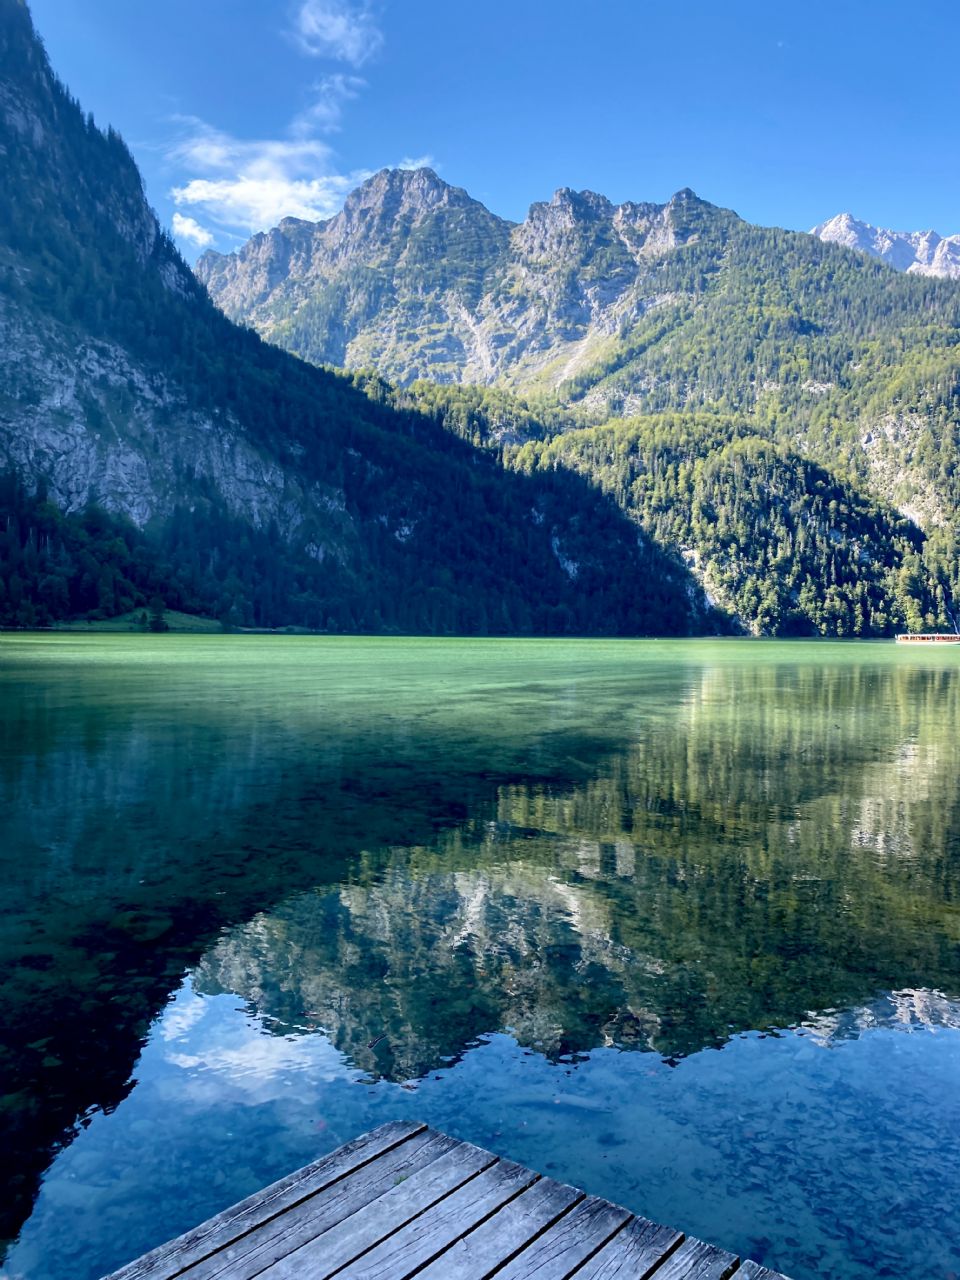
[2,636,959,1280]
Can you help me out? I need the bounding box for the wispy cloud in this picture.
[291,73,366,137]
[171,211,215,248]
[165,2,404,243]
[169,118,372,231]
[398,154,437,172]
[291,0,384,66]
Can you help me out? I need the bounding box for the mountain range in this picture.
[196,171,720,390]
[812,212,960,278]
[2,0,958,637]
[197,167,960,635]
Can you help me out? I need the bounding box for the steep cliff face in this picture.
[0,1,191,290]
[0,302,347,539]
[0,0,701,634]
[0,0,341,543]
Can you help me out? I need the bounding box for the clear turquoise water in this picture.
[2,635,959,1279]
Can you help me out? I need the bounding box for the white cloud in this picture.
[161,5,426,241]
[171,212,215,248]
[291,73,366,137]
[168,117,372,232]
[172,171,362,231]
[292,0,384,66]
[398,154,437,172]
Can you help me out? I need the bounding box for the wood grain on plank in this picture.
[182,1130,456,1280]
[494,1195,632,1279]
[645,1236,739,1280]
[100,1121,426,1280]
[334,1156,539,1279]
[257,1139,496,1279]
[572,1215,683,1279]
[737,1262,790,1279]
[415,1175,583,1280]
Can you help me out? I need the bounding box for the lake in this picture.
[1,634,959,1280]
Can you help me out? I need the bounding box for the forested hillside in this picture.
[514,417,943,637]
[388,384,954,635]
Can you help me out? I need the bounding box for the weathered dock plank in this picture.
[256,1138,495,1278]
[572,1215,683,1279]
[103,1120,425,1280]
[645,1237,740,1280]
[185,1129,457,1280]
[480,1194,632,1278]
[333,1157,537,1278]
[414,1176,584,1279]
[101,1122,793,1280]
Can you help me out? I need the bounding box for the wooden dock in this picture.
[103,1121,789,1280]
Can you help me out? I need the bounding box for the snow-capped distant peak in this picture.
[811,213,960,278]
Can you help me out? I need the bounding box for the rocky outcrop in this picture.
[0,300,348,540]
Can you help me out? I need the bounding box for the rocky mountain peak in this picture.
[340,166,479,221]
[546,187,614,218]
[517,188,619,264]
[277,215,314,233]
[812,212,960,278]
[664,186,725,225]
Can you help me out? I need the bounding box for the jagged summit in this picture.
[811,212,960,278]
[196,169,735,384]
[346,165,467,209]
[542,186,615,216]
[329,167,495,235]
[330,166,507,244]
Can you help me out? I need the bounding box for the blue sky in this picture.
[27,0,960,259]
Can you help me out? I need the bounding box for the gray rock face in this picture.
[811,212,960,278]
[0,297,349,544]
[196,169,725,388]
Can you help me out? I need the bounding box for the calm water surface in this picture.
[1,635,959,1280]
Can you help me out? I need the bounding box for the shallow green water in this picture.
[2,635,960,1279]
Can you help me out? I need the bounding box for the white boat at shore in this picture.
[895,633,960,644]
